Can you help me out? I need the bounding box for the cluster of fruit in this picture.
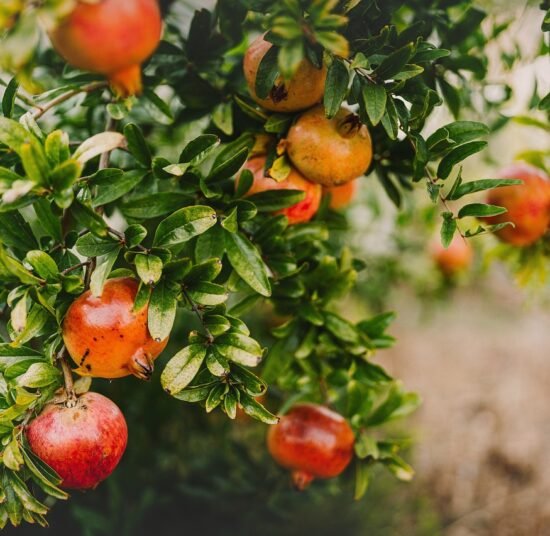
[242,34,372,223]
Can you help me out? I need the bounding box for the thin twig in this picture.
[30,81,108,120]
[61,261,90,275]
[182,287,214,343]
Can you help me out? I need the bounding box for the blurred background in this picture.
[3,1,550,535]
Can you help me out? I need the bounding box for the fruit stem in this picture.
[291,470,314,490]
[57,347,77,408]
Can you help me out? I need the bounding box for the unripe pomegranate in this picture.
[49,0,162,96]
[430,234,473,277]
[240,157,322,224]
[243,34,327,112]
[267,403,355,489]
[286,106,373,186]
[62,277,168,380]
[485,163,550,247]
[26,392,128,490]
[324,180,358,210]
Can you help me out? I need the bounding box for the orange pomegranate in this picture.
[324,180,358,210]
[62,277,168,380]
[430,234,473,277]
[485,163,550,247]
[267,403,355,489]
[286,106,373,186]
[243,34,326,112]
[49,0,162,96]
[240,156,322,224]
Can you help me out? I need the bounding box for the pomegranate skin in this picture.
[49,0,162,96]
[244,34,326,113]
[26,392,128,490]
[287,106,373,186]
[485,163,550,247]
[324,180,358,210]
[267,403,355,489]
[240,157,322,224]
[431,234,473,277]
[62,277,168,380]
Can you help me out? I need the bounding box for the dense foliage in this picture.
[0,0,548,530]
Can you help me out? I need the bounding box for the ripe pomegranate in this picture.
[240,156,322,224]
[430,234,473,277]
[243,34,326,112]
[48,0,162,96]
[485,163,550,247]
[267,403,355,489]
[286,106,373,186]
[324,180,358,210]
[62,277,167,380]
[26,392,128,490]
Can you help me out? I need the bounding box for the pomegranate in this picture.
[240,156,322,224]
[243,34,326,112]
[286,106,373,186]
[26,392,128,490]
[485,163,550,247]
[267,403,355,489]
[62,277,168,380]
[324,180,358,210]
[430,234,473,277]
[49,0,162,96]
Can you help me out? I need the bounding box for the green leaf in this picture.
[2,78,18,118]
[380,97,398,140]
[143,88,174,120]
[230,363,267,396]
[215,332,263,367]
[161,344,207,395]
[324,312,360,343]
[148,279,178,341]
[16,362,60,388]
[440,212,456,247]
[186,282,227,306]
[75,233,119,257]
[362,83,386,126]
[179,134,220,164]
[246,190,305,211]
[153,206,217,248]
[393,64,424,81]
[135,254,163,285]
[373,43,414,80]
[91,169,147,207]
[44,130,70,167]
[324,59,349,119]
[224,231,271,297]
[33,200,62,243]
[254,43,280,100]
[264,114,292,134]
[25,251,58,280]
[70,201,108,237]
[539,92,550,111]
[426,121,489,155]
[208,147,249,182]
[90,246,121,297]
[73,132,126,164]
[437,141,487,179]
[354,461,370,500]
[8,472,48,515]
[49,159,82,190]
[122,193,193,219]
[0,117,45,161]
[124,123,151,167]
[457,203,507,218]
[0,211,37,253]
[0,246,43,285]
[446,178,522,201]
[238,392,278,424]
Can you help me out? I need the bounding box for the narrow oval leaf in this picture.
[161,344,207,395]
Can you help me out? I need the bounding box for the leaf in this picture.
[220,207,238,233]
[153,206,217,248]
[246,190,305,211]
[224,231,271,297]
[33,200,62,243]
[148,280,178,341]
[440,212,457,247]
[25,251,58,280]
[179,134,220,164]
[380,97,398,140]
[161,344,207,395]
[73,132,126,164]
[90,246,121,297]
[264,114,292,134]
[324,59,349,119]
[354,461,370,500]
[426,121,489,154]
[2,78,18,118]
[324,312,360,343]
[143,88,174,120]
[437,141,487,179]
[122,193,193,219]
[393,64,424,81]
[446,178,522,201]
[75,233,119,257]
[135,254,163,285]
[186,282,227,306]
[208,147,249,182]
[0,211,37,252]
[123,123,151,167]
[16,362,60,388]
[0,117,45,160]
[91,169,146,207]
[239,392,278,424]
[49,159,82,190]
[215,333,263,367]
[373,43,414,80]
[457,203,507,218]
[362,83,386,126]
[0,246,43,285]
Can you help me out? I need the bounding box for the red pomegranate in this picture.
[49,0,162,96]
[430,234,473,277]
[267,403,355,489]
[26,392,128,490]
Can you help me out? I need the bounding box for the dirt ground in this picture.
[384,269,550,536]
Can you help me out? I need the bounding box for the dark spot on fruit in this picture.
[119,334,124,339]
[93,337,98,342]
[86,364,92,371]
[80,348,90,365]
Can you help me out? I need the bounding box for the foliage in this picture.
[0,0,547,529]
